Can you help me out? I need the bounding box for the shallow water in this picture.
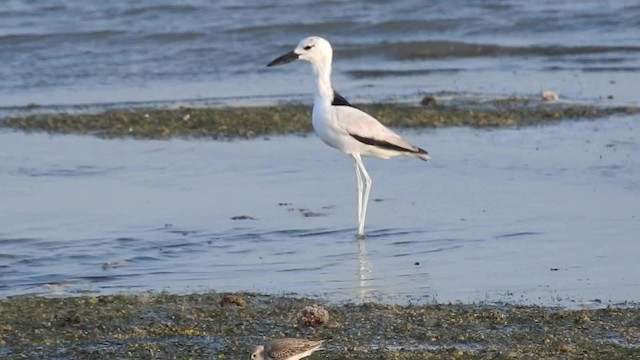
[1,116,638,307]
[1,0,640,111]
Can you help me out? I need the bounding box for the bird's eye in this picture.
[304,45,313,50]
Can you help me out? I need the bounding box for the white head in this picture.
[267,36,333,68]
[250,345,264,360]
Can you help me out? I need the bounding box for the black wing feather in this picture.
[332,91,354,107]
[349,133,428,155]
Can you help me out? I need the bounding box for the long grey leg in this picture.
[352,155,363,228]
[353,154,371,238]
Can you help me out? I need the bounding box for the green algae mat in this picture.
[1,293,639,359]
[3,102,639,139]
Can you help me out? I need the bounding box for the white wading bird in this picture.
[267,36,430,238]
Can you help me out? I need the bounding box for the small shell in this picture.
[295,304,330,329]
[219,294,246,307]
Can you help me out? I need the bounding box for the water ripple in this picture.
[123,4,198,16]
[495,232,543,239]
[16,165,116,177]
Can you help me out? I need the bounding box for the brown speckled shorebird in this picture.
[250,338,326,360]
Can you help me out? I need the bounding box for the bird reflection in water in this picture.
[356,237,372,301]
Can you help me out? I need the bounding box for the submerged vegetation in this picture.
[1,292,639,359]
[3,100,638,140]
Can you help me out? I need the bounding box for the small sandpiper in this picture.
[251,338,326,360]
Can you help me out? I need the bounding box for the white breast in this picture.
[312,100,348,151]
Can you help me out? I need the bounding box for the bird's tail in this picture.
[317,336,333,350]
[415,147,430,161]
[321,336,333,342]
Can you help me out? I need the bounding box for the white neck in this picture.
[310,60,333,102]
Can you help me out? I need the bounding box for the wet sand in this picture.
[1,292,639,359]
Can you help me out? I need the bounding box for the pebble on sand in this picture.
[542,90,560,101]
[219,294,247,307]
[295,304,330,330]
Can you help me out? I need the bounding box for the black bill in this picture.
[267,51,299,67]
